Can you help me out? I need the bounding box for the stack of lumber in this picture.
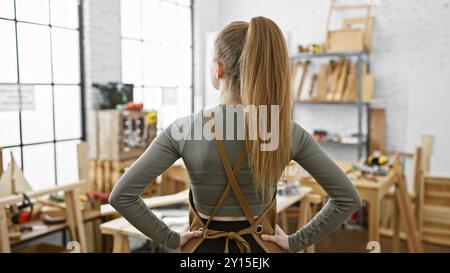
[292,58,373,103]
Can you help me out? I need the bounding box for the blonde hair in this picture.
[214,17,292,198]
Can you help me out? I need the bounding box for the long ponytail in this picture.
[240,17,292,198]
[214,17,292,198]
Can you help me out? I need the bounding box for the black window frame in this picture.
[0,0,86,186]
[120,0,195,123]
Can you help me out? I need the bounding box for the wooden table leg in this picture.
[368,192,380,244]
[392,196,401,253]
[65,189,88,253]
[297,199,309,229]
[112,234,130,253]
[280,210,288,233]
[0,208,11,253]
[298,197,316,253]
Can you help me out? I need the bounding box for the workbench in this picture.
[301,169,397,245]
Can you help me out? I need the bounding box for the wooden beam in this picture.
[0,181,86,207]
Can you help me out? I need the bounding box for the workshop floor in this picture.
[309,225,450,253]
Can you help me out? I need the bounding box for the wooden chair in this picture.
[379,135,432,240]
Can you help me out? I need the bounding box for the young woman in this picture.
[109,17,362,253]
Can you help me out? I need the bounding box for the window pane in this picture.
[16,0,49,24]
[54,85,81,140]
[173,0,191,6]
[0,0,15,19]
[122,39,142,85]
[21,85,54,144]
[121,0,141,39]
[0,20,17,83]
[51,28,80,84]
[142,87,162,112]
[159,1,178,45]
[17,23,52,83]
[173,5,192,46]
[50,0,78,28]
[149,44,191,87]
[142,42,162,86]
[0,111,20,146]
[172,46,192,86]
[159,87,191,128]
[1,147,22,170]
[23,143,55,189]
[142,0,160,42]
[133,86,144,103]
[176,87,192,116]
[56,140,80,185]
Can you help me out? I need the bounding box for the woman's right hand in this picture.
[180,230,203,247]
[261,225,293,252]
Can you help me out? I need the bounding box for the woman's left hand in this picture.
[180,230,203,247]
[261,225,293,252]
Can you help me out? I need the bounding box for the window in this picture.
[0,0,84,190]
[120,0,193,129]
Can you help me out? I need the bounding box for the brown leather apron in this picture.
[181,113,285,253]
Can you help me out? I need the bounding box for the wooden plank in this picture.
[0,208,11,253]
[0,182,85,207]
[65,189,88,253]
[317,64,329,99]
[343,64,357,101]
[296,61,310,100]
[326,30,365,52]
[343,17,374,51]
[328,58,344,99]
[422,234,450,247]
[395,171,424,252]
[335,58,349,100]
[103,161,112,193]
[392,195,401,252]
[422,205,450,225]
[369,109,385,154]
[421,135,433,174]
[77,142,90,192]
[87,111,99,159]
[101,189,190,216]
[96,160,104,192]
[290,61,301,92]
[332,3,372,10]
[308,74,319,99]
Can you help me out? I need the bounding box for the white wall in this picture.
[196,0,450,176]
[83,0,122,146]
[193,0,220,111]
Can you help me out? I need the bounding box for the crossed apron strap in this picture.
[196,110,258,253]
[204,148,247,227]
[204,110,256,226]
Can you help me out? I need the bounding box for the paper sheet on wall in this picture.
[0,84,35,111]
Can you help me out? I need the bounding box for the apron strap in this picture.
[204,110,256,225]
[205,148,247,227]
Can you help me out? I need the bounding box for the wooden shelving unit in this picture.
[291,51,371,160]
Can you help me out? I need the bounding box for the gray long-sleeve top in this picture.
[109,105,362,252]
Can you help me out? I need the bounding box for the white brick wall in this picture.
[197,0,450,177]
[82,0,122,151]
